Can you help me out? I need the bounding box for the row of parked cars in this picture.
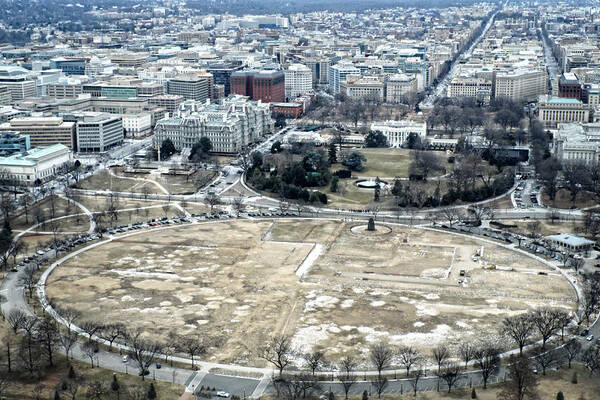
[13,234,100,272]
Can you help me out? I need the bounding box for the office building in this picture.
[0,86,10,105]
[304,58,330,86]
[552,123,600,165]
[538,95,590,128]
[154,95,273,153]
[207,64,243,96]
[0,131,30,156]
[494,69,548,102]
[50,58,87,76]
[449,76,493,105]
[0,65,36,102]
[122,113,152,138]
[0,117,75,149]
[558,72,582,100]
[284,64,312,100]
[340,75,384,99]
[148,94,184,116]
[65,112,123,153]
[230,70,285,103]
[328,63,360,94]
[0,143,73,185]
[386,74,418,103]
[167,73,212,102]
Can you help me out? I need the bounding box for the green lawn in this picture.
[340,148,449,178]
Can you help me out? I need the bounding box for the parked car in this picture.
[217,392,230,398]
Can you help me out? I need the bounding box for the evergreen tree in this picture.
[557,392,564,400]
[148,382,157,400]
[328,143,337,164]
[68,365,76,379]
[471,388,477,399]
[111,374,120,392]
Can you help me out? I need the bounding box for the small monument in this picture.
[367,217,376,231]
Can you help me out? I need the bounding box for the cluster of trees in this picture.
[247,146,330,204]
[5,307,161,398]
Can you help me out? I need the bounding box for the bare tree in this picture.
[59,331,77,360]
[36,314,59,367]
[204,193,220,214]
[100,323,125,351]
[302,350,327,377]
[81,341,96,368]
[232,197,245,217]
[409,366,425,396]
[338,355,357,400]
[397,346,421,377]
[531,308,562,350]
[582,345,600,376]
[563,339,581,369]
[58,307,81,334]
[85,381,108,400]
[437,362,462,393]
[534,350,556,376]
[19,265,36,299]
[7,309,27,333]
[369,341,394,378]
[257,335,296,377]
[458,342,475,370]
[501,314,534,356]
[432,344,451,374]
[439,208,463,228]
[498,356,539,400]
[126,329,162,381]
[474,343,501,389]
[370,375,388,399]
[80,321,103,343]
[176,334,206,369]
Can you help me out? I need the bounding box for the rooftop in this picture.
[545,233,595,247]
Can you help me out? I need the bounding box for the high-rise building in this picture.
[304,58,331,86]
[230,70,285,103]
[207,64,243,96]
[284,64,312,100]
[328,63,360,94]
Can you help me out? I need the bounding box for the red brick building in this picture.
[270,102,304,118]
[230,70,285,103]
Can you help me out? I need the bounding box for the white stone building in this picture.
[551,123,600,164]
[370,120,427,148]
[153,95,274,154]
[0,143,72,185]
[121,113,152,138]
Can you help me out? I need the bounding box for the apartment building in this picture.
[230,70,285,103]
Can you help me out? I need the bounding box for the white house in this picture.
[370,120,427,148]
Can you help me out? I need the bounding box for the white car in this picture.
[586,335,594,341]
[216,392,230,398]
[122,355,129,363]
